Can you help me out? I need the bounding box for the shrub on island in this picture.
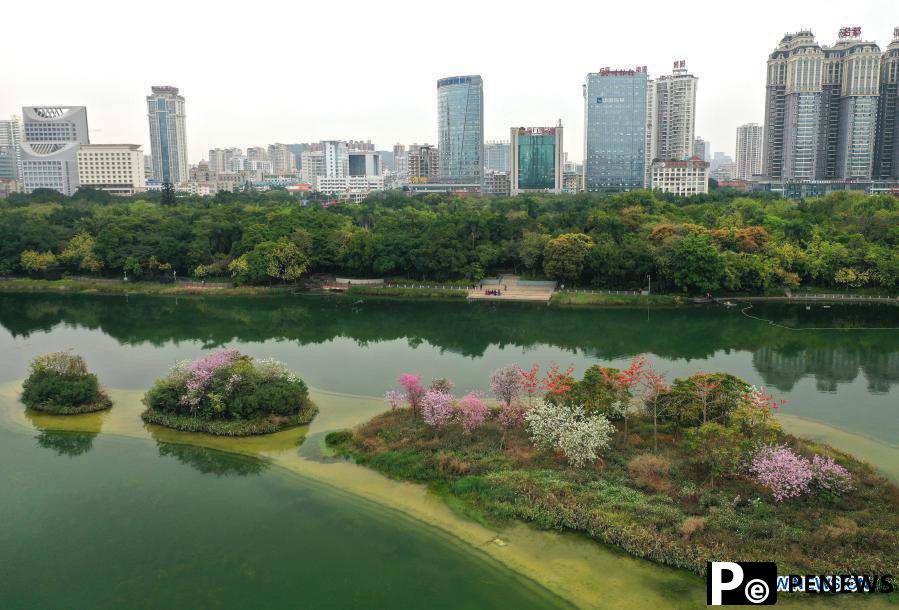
[21,351,112,414]
[141,349,316,436]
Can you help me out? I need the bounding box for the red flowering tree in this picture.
[639,364,669,452]
[689,372,721,425]
[600,355,646,442]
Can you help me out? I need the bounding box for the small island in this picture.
[327,362,899,577]
[21,351,112,415]
[142,349,317,436]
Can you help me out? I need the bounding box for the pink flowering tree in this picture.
[420,390,455,428]
[748,444,815,502]
[810,455,853,494]
[384,389,406,410]
[397,373,425,412]
[498,402,527,429]
[490,364,521,407]
[180,348,241,409]
[457,392,490,432]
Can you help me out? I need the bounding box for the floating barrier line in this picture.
[739,304,899,331]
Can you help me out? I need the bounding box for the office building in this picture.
[874,27,899,178]
[583,67,648,192]
[650,157,709,196]
[485,140,510,173]
[349,151,381,176]
[510,123,563,195]
[77,144,145,195]
[19,106,89,195]
[645,60,697,185]
[437,75,484,183]
[735,123,763,179]
[146,85,188,184]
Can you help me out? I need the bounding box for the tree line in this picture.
[1,186,897,293]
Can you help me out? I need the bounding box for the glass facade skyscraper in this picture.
[437,75,483,184]
[583,69,647,191]
[146,86,188,185]
[510,125,563,194]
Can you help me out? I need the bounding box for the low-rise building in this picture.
[0,177,20,198]
[76,144,145,195]
[650,157,709,196]
[483,171,510,196]
[315,175,384,202]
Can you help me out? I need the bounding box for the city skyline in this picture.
[3,1,893,164]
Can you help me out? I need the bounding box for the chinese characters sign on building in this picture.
[838,26,862,38]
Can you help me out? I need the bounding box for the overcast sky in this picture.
[2,1,895,163]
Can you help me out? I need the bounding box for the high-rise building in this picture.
[19,106,89,195]
[645,60,697,185]
[300,150,325,182]
[0,116,23,181]
[693,137,710,162]
[322,140,348,178]
[77,144,145,196]
[485,140,510,173]
[763,31,822,180]
[735,123,763,180]
[146,85,188,184]
[208,147,243,174]
[268,143,296,176]
[583,67,648,192]
[408,144,439,183]
[510,124,563,195]
[347,140,375,151]
[247,147,268,162]
[392,144,408,180]
[874,27,899,179]
[763,29,883,181]
[437,75,484,184]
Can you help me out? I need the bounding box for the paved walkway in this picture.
[467,275,555,303]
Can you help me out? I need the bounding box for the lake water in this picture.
[1,293,897,609]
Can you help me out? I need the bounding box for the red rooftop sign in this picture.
[838,26,862,38]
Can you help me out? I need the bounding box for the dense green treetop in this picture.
[1,187,896,292]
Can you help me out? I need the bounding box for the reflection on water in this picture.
[1,293,895,446]
[155,442,270,477]
[35,430,97,457]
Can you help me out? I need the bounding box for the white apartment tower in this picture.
[735,123,763,180]
[0,116,23,181]
[146,86,188,185]
[645,61,698,185]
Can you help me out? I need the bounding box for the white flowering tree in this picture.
[525,401,615,468]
